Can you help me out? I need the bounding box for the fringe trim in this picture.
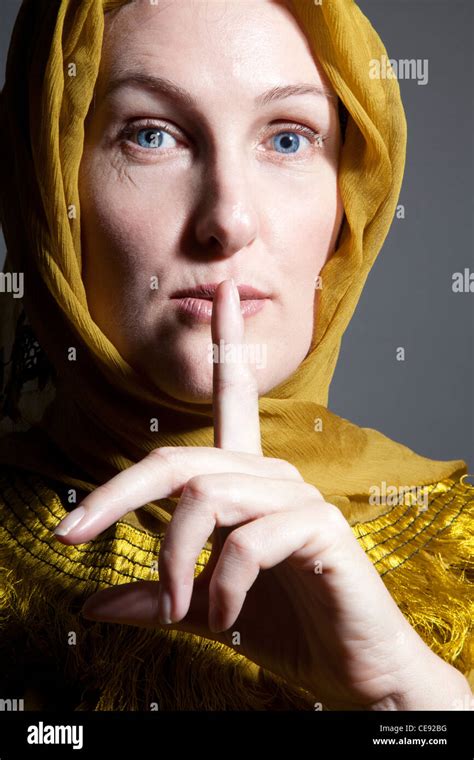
[0,546,317,711]
[0,469,315,711]
[0,470,473,709]
[352,479,474,686]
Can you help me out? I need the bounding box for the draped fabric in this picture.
[0,467,473,709]
[0,0,468,527]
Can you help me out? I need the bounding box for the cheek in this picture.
[265,172,341,288]
[79,160,177,289]
[78,144,341,317]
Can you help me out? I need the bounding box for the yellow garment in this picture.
[0,0,472,711]
[0,466,472,710]
[0,0,468,521]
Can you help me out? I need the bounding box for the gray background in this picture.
[1,0,473,472]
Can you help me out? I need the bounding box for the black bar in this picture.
[0,709,472,757]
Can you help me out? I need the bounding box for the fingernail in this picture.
[54,506,86,536]
[158,589,173,625]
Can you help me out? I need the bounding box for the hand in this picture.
[53,279,453,710]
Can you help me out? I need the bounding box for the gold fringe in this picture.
[0,469,473,708]
[352,478,474,687]
[0,467,314,711]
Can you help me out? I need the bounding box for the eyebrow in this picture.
[102,72,337,108]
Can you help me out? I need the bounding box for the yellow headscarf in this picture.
[0,0,467,527]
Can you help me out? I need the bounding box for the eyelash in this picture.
[117,119,328,161]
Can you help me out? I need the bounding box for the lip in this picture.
[170,282,270,300]
[172,296,268,324]
[170,282,270,324]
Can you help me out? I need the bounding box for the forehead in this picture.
[98,0,337,104]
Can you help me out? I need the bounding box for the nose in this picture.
[194,160,259,257]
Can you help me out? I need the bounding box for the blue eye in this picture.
[120,122,325,158]
[136,128,177,149]
[271,131,310,154]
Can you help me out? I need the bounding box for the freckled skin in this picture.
[79,0,344,403]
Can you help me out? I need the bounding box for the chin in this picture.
[144,360,274,405]
[141,356,215,404]
[129,335,291,403]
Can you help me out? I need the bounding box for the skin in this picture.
[78,0,344,402]
[55,280,472,710]
[63,0,473,709]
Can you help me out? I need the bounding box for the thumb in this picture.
[80,527,232,637]
[80,579,213,636]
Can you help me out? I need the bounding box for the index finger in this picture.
[211,278,262,455]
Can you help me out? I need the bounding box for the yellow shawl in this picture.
[0,0,473,711]
[0,0,468,527]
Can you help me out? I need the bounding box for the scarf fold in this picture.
[0,0,467,526]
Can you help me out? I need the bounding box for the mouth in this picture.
[170,282,270,300]
[170,282,271,324]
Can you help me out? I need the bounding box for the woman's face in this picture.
[78,0,344,403]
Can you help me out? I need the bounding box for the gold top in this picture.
[0,467,472,710]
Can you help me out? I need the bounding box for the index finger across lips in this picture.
[211,279,263,455]
[199,278,266,583]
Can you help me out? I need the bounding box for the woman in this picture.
[0,0,472,711]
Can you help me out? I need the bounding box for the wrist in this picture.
[370,649,473,711]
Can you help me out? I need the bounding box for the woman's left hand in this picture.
[54,280,468,710]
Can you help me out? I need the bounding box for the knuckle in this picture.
[226,530,254,561]
[182,474,214,503]
[146,447,182,491]
[302,482,324,502]
[148,446,177,464]
[276,459,304,481]
[147,446,185,481]
[322,502,349,533]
